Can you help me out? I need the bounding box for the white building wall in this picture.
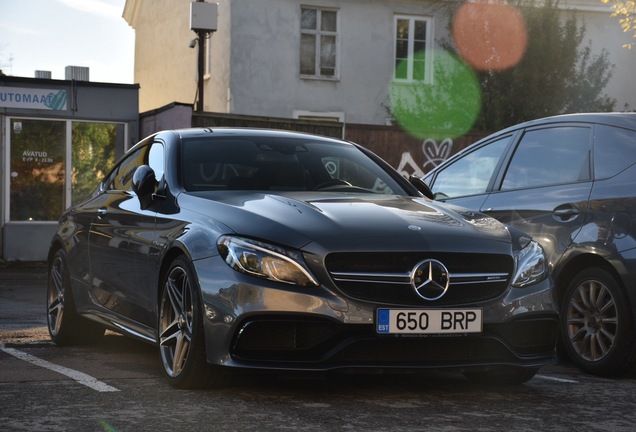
[575,9,636,111]
[126,0,635,122]
[125,0,233,114]
[227,0,448,125]
[127,0,196,112]
[204,0,233,113]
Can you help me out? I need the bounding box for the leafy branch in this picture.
[600,0,636,49]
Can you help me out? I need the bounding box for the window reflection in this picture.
[72,122,118,205]
[9,119,66,221]
[8,118,123,221]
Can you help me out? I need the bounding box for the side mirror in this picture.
[409,175,434,200]
[132,165,157,209]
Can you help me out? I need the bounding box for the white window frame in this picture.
[300,6,339,80]
[393,15,434,84]
[293,110,344,123]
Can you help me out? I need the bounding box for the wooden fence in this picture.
[345,123,488,176]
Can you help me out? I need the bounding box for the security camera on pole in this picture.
[190,1,218,112]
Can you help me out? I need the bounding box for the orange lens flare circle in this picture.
[452,1,528,71]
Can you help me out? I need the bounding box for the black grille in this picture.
[325,252,514,306]
[230,317,557,365]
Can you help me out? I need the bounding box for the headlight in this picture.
[512,239,548,288]
[217,236,319,287]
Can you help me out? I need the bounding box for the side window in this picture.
[430,136,511,198]
[148,142,165,182]
[107,146,149,192]
[501,126,591,190]
[594,125,636,179]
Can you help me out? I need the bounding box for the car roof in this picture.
[495,112,636,134]
[424,113,636,179]
[157,127,347,143]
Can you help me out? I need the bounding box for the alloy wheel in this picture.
[159,265,195,378]
[565,278,617,362]
[47,254,66,337]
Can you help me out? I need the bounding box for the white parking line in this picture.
[535,374,579,384]
[0,345,119,392]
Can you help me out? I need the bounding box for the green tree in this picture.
[446,0,616,131]
[600,0,636,49]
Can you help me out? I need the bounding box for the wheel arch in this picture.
[554,251,636,331]
[157,244,192,303]
[47,237,66,263]
[554,253,620,303]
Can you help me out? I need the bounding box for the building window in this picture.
[394,15,433,83]
[300,7,338,78]
[6,117,124,221]
[9,119,66,221]
[71,122,119,205]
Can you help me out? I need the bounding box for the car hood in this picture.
[179,191,512,254]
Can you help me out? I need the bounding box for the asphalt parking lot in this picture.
[0,261,50,345]
[3,261,636,432]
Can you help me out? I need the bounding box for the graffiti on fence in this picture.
[396,138,453,178]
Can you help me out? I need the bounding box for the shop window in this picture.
[9,119,66,221]
[71,122,118,205]
[7,118,124,222]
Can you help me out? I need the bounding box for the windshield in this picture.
[181,136,408,195]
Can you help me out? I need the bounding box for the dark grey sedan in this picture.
[47,128,557,388]
[423,113,636,377]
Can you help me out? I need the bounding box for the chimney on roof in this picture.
[35,70,52,79]
[65,66,90,81]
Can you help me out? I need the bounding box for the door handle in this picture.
[97,207,108,218]
[552,205,579,222]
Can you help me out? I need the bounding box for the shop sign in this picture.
[0,86,67,110]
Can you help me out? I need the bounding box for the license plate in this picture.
[376,308,482,335]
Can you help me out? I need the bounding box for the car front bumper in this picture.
[194,256,559,373]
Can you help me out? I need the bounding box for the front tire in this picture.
[560,267,636,376]
[47,249,105,345]
[158,256,227,389]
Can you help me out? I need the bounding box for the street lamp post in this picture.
[190,1,218,112]
[196,28,205,112]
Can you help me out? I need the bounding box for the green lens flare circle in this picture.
[390,50,481,140]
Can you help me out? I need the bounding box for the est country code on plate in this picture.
[376,308,483,335]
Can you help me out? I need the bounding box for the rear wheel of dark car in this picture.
[158,256,228,389]
[463,367,538,385]
[47,249,105,345]
[560,267,636,376]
